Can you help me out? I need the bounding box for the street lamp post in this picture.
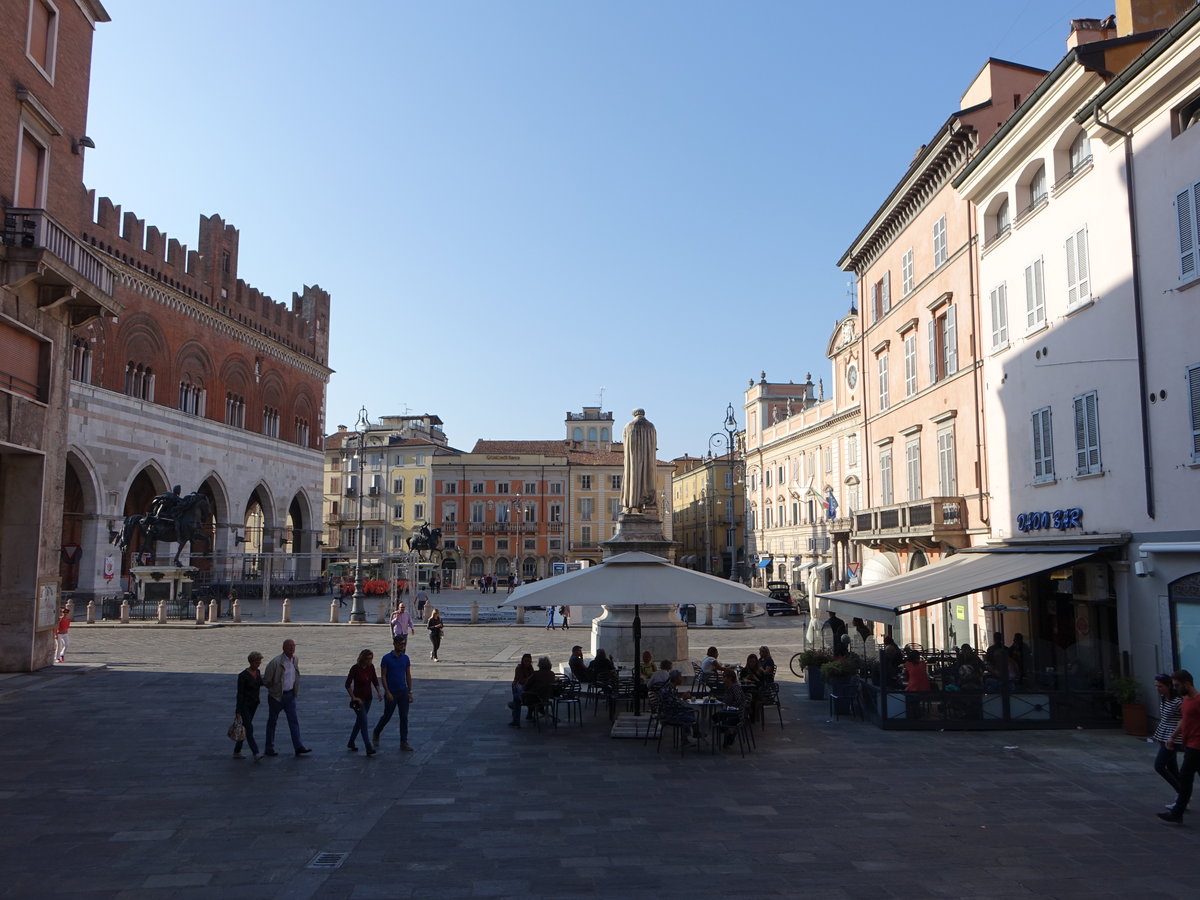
[350,405,369,624]
[710,403,743,625]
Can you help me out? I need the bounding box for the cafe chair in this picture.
[711,704,750,758]
[758,681,784,730]
[553,677,583,728]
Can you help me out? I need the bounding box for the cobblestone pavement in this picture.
[0,616,1193,899]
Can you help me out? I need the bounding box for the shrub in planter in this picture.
[820,653,861,683]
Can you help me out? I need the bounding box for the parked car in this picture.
[765,580,802,616]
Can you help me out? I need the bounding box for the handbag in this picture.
[227,717,246,742]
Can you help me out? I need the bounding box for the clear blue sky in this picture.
[84,0,1100,458]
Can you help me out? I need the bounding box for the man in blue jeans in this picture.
[263,638,312,757]
[374,635,414,751]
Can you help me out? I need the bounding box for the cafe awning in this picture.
[757,558,772,569]
[816,547,1100,625]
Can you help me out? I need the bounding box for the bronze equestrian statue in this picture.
[113,485,212,567]
[406,523,442,561]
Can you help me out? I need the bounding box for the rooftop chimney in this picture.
[1115,0,1194,36]
[1067,16,1117,49]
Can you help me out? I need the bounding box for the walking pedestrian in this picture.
[373,635,415,751]
[1160,669,1200,824]
[233,651,264,760]
[390,601,415,638]
[545,605,555,630]
[1153,673,1183,799]
[559,605,569,630]
[54,604,71,663]
[414,587,429,622]
[262,639,312,757]
[427,608,444,661]
[345,649,383,755]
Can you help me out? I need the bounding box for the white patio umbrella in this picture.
[501,552,763,715]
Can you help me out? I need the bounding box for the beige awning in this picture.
[816,547,1100,625]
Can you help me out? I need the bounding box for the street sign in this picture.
[847,561,861,579]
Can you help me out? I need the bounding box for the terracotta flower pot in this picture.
[1121,702,1148,736]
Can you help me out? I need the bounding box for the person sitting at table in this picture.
[881,634,903,689]
[903,649,931,691]
[517,656,558,722]
[984,632,1012,691]
[588,648,616,683]
[568,645,593,683]
[757,646,777,683]
[740,653,765,686]
[701,646,732,676]
[646,660,673,693]
[956,644,984,690]
[507,653,535,728]
[639,650,656,681]
[658,669,703,745]
[714,668,748,746]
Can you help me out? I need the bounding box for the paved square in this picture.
[0,616,1193,898]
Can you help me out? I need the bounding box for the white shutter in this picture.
[1084,391,1100,472]
[1032,407,1054,483]
[1025,258,1045,329]
[989,284,1008,348]
[944,306,958,375]
[1031,410,1044,479]
[928,321,937,384]
[1073,391,1101,475]
[1189,364,1200,460]
[1065,233,1079,306]
[1179,185,1198,280]
[1075,227,1090,302]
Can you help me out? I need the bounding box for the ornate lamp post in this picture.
[711,402,744,625]
[350,405,370,624]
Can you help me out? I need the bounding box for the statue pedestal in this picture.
[602,512,674,559]
[591,511,687,666]
[130,566,194,611]
[590,604,688,671]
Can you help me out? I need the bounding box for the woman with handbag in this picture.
[427,608,445,661]
[233,651,264,760]
[345,649,383,755]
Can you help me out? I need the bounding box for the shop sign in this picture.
[1016,507,1083,532]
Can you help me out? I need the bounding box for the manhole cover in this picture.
[307,852,348,870]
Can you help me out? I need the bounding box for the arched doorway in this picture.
[60,464,85,591]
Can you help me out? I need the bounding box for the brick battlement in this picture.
[80,190,330,364]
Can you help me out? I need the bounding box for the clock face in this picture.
[846,364,858,390]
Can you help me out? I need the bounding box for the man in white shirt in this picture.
[263,639,311,757]
[390,602,415,638]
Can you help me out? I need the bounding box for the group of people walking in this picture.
[231,636,416,761]
[389,599,444,661]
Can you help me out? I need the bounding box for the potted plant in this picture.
[1110,675,1147,736]
[798,648,833,700]
[820,653,861,686]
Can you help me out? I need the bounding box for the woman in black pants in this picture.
[233,651,264,760]
[427,608,444,661]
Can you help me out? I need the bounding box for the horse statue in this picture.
[406,523,442,561]
[112,487,212,567]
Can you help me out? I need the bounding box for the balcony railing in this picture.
[852,496,966,542]
[571,541,599,551]
[3,208,114,296]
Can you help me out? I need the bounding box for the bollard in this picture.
[232,599,241,623]
[86,599,95,624]
[195,601,204,624]
[472,600,480,625]
[281,597,291,623]
[120,598,130,624]
[330,599,340,624]
[157,599,166,624]
[705,604,714,626]
[208,599,219,623]
[515,604,523,625]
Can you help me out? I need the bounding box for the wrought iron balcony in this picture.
[2,208,119,325]
[851,496,967,547]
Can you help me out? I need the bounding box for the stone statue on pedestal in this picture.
[621,408,658,514]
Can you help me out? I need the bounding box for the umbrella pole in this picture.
[632,604,642,717]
